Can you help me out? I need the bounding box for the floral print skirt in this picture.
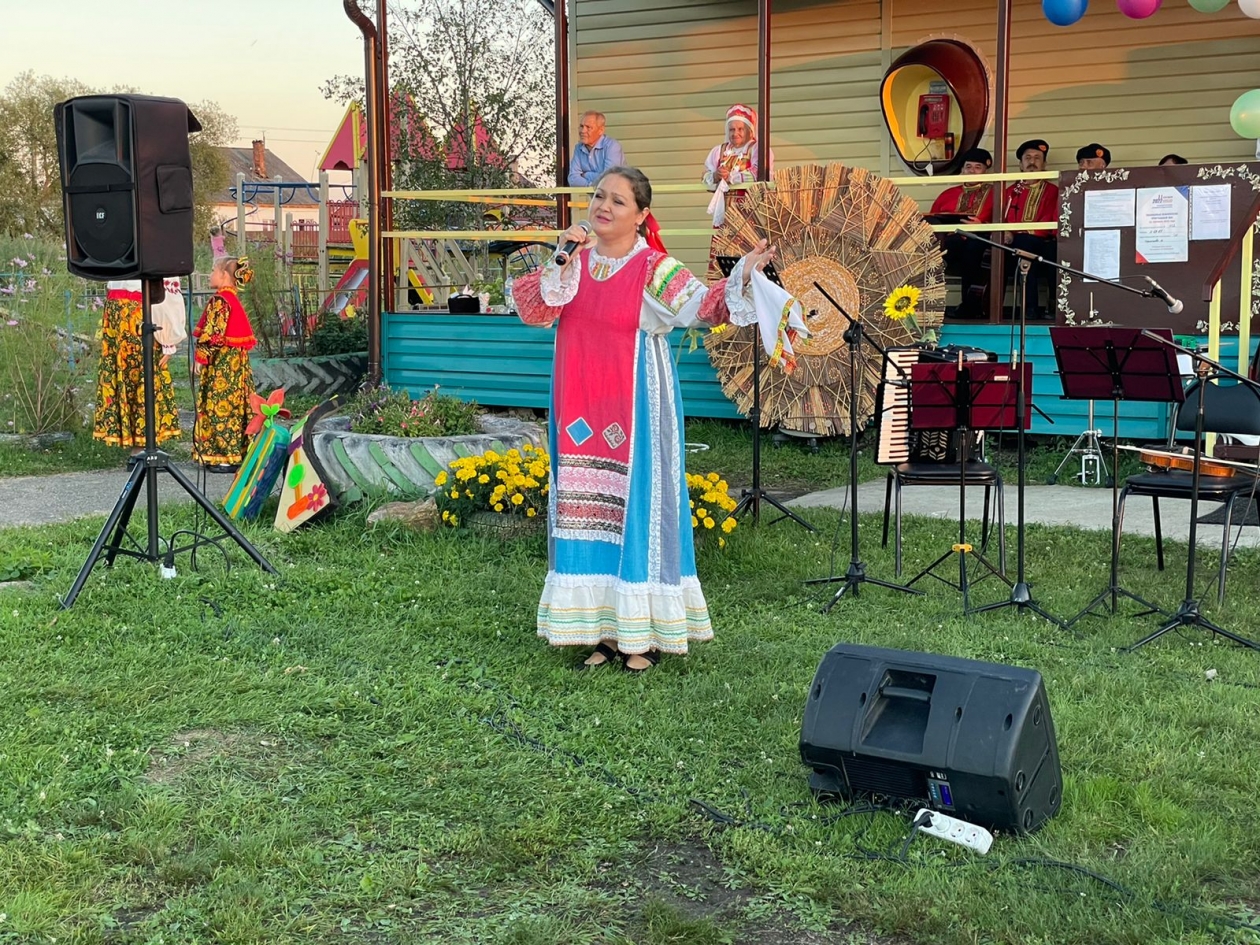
[92,297,181,449]
[193,347,254,465]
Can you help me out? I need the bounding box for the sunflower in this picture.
[883,285,921,321]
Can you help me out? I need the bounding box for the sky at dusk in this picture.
[0,0,368,181]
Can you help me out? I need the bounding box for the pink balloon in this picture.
[1116,0,1161,15]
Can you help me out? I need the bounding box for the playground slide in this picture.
[323,259,368,316]
[323,258,434,316]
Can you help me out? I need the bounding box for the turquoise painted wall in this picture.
[383,312,1255,442]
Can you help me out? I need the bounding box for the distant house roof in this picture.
[214,141,319,208]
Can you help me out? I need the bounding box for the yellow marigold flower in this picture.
[434,471,448,486]
[511,493,524,506]
[722,517,736,533]
[703,517,715,529]
[494,503,504,512]
[719,537,726,547]
[691,515,699,528]
[441,510,450,521]
[526,507,537,517]
[697,508,708,519]
[478,474,490,484]
[707,472,720,482]
[717,480,728,492]
[689,500,696,509]
[450,514,458,526]
[484,450,500,463]
[449,488,459,499]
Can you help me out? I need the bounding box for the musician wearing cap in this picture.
[928,147,994,319]
[1001,139,1059,320]
[1076,143,1111,171]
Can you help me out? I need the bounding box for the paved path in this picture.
[788,480,1260,549]
[1,466,1256,553]
[0,464,233,528]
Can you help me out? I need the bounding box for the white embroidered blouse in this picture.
[537,237,758,333]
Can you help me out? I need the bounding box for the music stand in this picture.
[714,255,813,531]
[903,358,1017,610]
[801,282,920,610]
[1052,327,1184,626]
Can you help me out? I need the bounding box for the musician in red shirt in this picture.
[928,147,994,319]
[1002,139,1059,320]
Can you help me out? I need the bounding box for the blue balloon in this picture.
[1042,0,1089,25]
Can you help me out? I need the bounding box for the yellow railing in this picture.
[382,171,1059,240]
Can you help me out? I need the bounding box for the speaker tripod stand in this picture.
[802,283,919,611]
[62,281,277,607]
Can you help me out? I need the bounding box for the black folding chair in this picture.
[1117,380,1260,605]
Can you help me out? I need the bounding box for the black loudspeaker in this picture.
[799,644,1062,834]
[54,95,201,280]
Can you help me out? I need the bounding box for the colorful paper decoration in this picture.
[224,390,292,522]
[274,398,342,533]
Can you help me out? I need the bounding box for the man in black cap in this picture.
[999,139,1059,319]
[927,147,995,318]
[1076,143,1111,170]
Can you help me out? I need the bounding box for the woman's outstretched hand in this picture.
[741,238,776,285]
[555,223,593,269]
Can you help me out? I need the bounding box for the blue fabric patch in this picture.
[566,417,593,445]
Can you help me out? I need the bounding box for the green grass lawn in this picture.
[1,491,1258,944]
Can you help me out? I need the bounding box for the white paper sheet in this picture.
[1190,184,1231,241]
[1084,189,1136,228]
[1135,186,1189,264]
[1082,229,1121,282]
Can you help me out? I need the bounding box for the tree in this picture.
[0,71,237,242]
[323,0,556,232]
[0,72,93,237]
[187,100,238,241]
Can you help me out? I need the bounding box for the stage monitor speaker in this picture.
[54,94,201,281]
[800,644,1061,834]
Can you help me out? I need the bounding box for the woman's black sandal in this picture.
[621,650,660,673]
[576,642,619,671]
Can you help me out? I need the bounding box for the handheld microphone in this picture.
[1145,275,1184,315]
[553,220,591,267]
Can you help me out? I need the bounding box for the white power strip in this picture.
[914,808,994,855]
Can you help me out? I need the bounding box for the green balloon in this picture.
[1187,0,1229,11]
[1230,89,1260,139]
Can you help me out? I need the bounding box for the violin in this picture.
[1121,446,1257,479]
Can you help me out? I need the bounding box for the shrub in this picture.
[0,237,96,434]
[344,384,479,438]
[434,444,549,528]
[309,312,367,356]
[687,471,738,548]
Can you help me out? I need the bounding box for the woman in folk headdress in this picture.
[513,166,775,673]
[192,256,257,471]
[702,104,775,230]
[92,278,185,455]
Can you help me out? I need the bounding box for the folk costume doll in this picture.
[702,104,774,229]
[92,278,184,452]
[193,256,257,470]
[513,166,775,673]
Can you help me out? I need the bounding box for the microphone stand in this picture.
[802,283,921,611]
[1126,333,1260,652]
